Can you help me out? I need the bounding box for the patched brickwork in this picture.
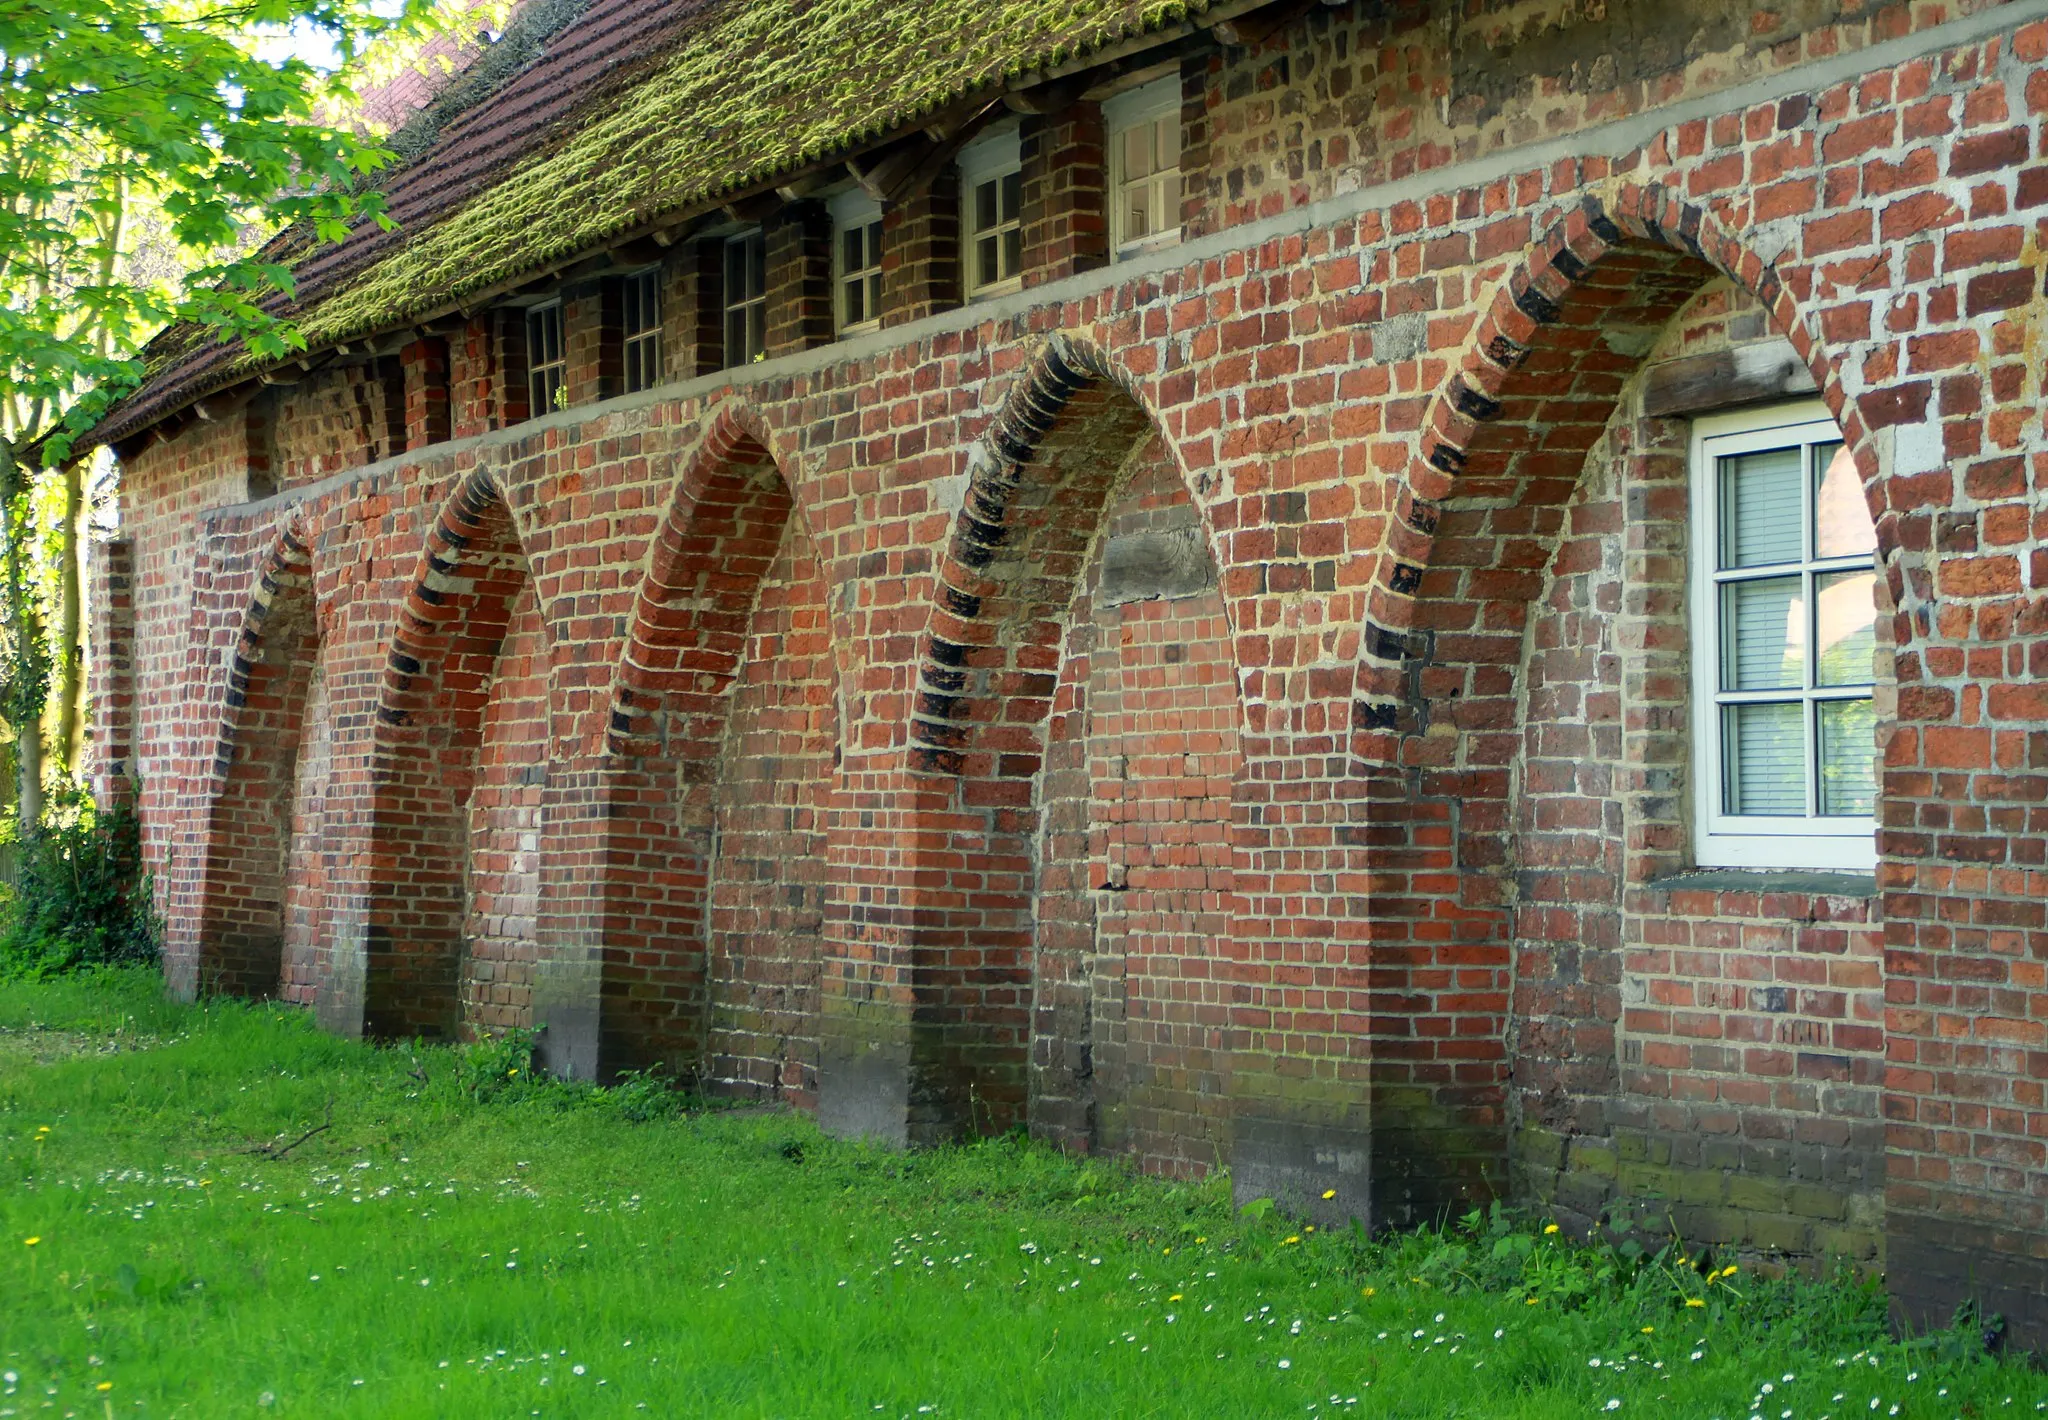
[1033,437,1240,1175]
[103,1,2048,1346]
[460,581,549,1032]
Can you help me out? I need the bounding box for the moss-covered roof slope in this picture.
[98,0,1220,448]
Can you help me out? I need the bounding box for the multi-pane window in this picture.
[1105,77,1182,256]
[622,267,663,393]
[526,302,565,413]
[723,229,766,367]
[1690,404,1879,870]
[831,188,884,333]
[958,125,1023,295]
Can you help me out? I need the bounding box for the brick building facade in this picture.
[76,0,2048,1344]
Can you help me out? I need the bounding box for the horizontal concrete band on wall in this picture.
[103,0,2048,1349]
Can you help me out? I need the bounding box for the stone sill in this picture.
[1639,867,1878,900]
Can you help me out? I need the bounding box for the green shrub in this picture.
[451,1025,545,1103]
[0,792,158,978]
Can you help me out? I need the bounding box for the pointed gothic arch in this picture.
[591,403,846,1094]
[193,525,321,999]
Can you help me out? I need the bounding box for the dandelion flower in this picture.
[1361,1288,1376,1299]
[1170,1295,1183,1303]
[1685,1299,1706,1309]
[1305,1226,1315,1234]
[1282,1236,1301,1246]
[22,1237,39,1247]
[1641,1326,1655,1334]
[1543,1224,1560,1235]
[1194,1237,1206,1245]
[1322,1190,1337,1200]
[1525,1298,1539,1306]
[97,1383,112,1393]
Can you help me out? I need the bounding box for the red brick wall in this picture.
[460,580,549,1032]
[107,1,2048,1344]
[1032,438,1240,1175]
[279,657,333,1007]
[1504,398,1886,1260]
[702,514,837,1104]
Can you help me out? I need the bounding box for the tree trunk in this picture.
[0,435,45,832]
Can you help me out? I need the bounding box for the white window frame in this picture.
[1688,400,1879,872]
[526,301,565,413]
[830,187,884,335]
[1104,76,1183,258]
[621,266,663,393]
[723,228,766,368]
[957,122,1023,298]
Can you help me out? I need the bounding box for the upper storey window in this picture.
[1105,77,1182,257]
[831,188,884,334]
[1690,402,1879,871]
[526,302,565,413]
[724,229,767,367]
[622,267,663,393]
[958,124,1023,297]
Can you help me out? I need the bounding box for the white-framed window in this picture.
[622,267,663,393]
[1689,402,1879,871]
[526,302,565,412]
[830,188,884,334]
[958,123,1023,296]
[1104,76,1182,257]
[723,229,766,367]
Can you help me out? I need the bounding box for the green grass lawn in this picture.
[2,969,2042,1419]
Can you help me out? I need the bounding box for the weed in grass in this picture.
[1,968,2043,1418]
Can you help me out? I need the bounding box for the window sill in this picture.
[1642,866,1878,899]
[1113,233,1183,262]
[968,278,1025,302]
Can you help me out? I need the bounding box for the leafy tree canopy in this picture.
[0,0,469,464]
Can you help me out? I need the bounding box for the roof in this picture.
[94,0,1223,450]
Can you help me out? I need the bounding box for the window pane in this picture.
[1719,446,1803,568]
[747,301,765,361]
[1154,113,1179,167]
[1002,227,1022,279]
[1126,188,1150,241]
[1721,575,1806,690]
[1813,442,1876,559]
[976,234,997,286]
[1124,124,1153,180]
[1001,171,1021,222]
[975,179,997,231]
[726,240,746,294]
[746,236,766,299]
[843,277,864,326]
[865,272,883,319]
[1813,569,1876,686]
[865,220,884,257]
[1818,698,1878,817]
[1724,701,1807,816]
[726,307,746,364]
[1161,174,1182,228]
[842,226,864,272]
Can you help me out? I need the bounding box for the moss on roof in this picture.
[302,0,1209,346]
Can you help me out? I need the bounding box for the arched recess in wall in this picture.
[909,335,1247,1164]
[194,526,324,1000]
[1348,183,1891,1236]
[598,404,842,1100]
[364,470,552,1040]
